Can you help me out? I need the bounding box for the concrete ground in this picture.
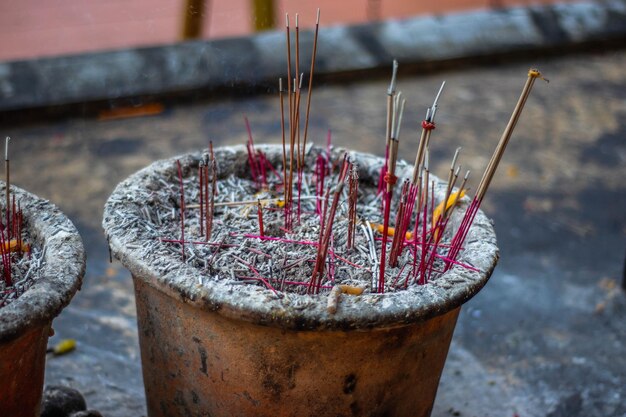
[2,48,625,416]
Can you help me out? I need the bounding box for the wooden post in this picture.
[253,0,275,32]
[182,0,206,39]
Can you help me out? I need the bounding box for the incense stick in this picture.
[475,69,545,203]
[446,69,546,268]
[301,9,320,167]
[5,137,10,237]
[378,61,399,196]
[176,160,186,261]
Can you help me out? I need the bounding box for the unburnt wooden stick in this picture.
[301,9,320,167]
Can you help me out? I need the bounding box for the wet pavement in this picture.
[2,48,625,416]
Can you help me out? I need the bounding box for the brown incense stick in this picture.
[257,199,264,237]
[294,74,304,176]
[412,82,445,184]
[285,13,293,133]
[310,156,350,293]
[279,78,287,204]
[301,9,320,166]
[290,15,302,193]
[346,163,358,250]
[176,160,186,261]
[475,69,546,203]
[285,14,294,212]
[199,161,204,237]
[207,147,216,240]
[294,16,301,157]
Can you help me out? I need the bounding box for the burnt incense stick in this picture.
[207,147,216,240]
[199,161,204,237]
[412,151,430,284]
[203,155,210,240]
[310,156,350,293]
[183,196,320,209]
[347,163,359,250]
[203,159,210,240]
[11,195,16,241]
[176,160,186,261]
[257,199,265,237]
[209,142,217,196]
[389,179,409,267]
[5,137,10,237]
[16,202,22,256]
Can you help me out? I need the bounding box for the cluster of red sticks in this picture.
[1,137,30,296]
[0,195,26,289]
[371,66,547,293]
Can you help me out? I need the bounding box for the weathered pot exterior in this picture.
[104,145,499,417]
[0,324,51,416]
[0,184,85,417]
[135,278,460,417]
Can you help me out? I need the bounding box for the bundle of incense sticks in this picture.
[159,11,545,296]
[280,10,320,230]
[0,137,32,302]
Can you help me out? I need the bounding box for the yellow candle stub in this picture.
[432,189,466,228]
[52,339,76,356]
[369,222,413,240]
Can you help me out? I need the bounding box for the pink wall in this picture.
[0,0,577,61]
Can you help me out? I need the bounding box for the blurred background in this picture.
[1,0,570,61]
[1,1,625,416]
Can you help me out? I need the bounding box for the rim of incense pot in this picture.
[103,144,498,331]
[0,183,86,343]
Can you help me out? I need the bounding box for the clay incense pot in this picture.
[0,183,85,417]
[103,145,498,417]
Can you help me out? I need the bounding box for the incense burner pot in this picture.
[0,184,85,417]
[103,145,498,417]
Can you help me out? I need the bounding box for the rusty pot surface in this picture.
[104,145,499,417]
[0,184,85,417]
[135,277,460,417]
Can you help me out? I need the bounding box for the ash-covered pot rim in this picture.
[103,144,498,331]
[0,183,86,343]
